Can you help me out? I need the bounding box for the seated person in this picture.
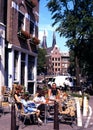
[47,83,61,115]
[13,85,43,124]
[33,90,46,118]
[48,83,60,102]
[33,90,46,107]
[21,94,42,120]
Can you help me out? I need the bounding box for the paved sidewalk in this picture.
[0,112,78,130]
[0,96,93,130]
[0,110,92,130]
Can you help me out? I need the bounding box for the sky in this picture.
[38,0,69,52]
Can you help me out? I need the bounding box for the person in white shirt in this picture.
[33,90,46,118]
[34,91,46,107]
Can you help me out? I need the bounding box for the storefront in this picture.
[8,44,37,94]
[0,22,5,96]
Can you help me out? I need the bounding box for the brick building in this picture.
[42,31,70,76]
[0,0,40,95]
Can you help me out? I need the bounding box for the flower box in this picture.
[30,36,40,45]
[17,30,40,45]
[26,0,36,7]
[31,0,36,7]
[17,30,31,39]
[32,37,40,45]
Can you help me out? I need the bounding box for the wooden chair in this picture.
[58,98,77,125]
[1,93,11,115]
[15,103,38,128]
[1,101,11,114]
[1,86,12,114]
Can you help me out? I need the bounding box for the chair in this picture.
[15,103,38,128]
[1,101,11,114]
[58,98,77,125]
[1,86,12,114]
[1,94,11,114]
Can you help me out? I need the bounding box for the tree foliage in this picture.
[46,0,93,83]
[47,0,93,48]
[37,48,47,74]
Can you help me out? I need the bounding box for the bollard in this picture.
[75,97,82,127]
[54,101,59,130]
[83,96,88,117]
[44,104,47,124]
[11,102,16,130]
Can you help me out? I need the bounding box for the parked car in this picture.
[48,75,74,89]
[37,77,53,85]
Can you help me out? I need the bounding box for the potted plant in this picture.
[32,37,40,45]
[17,30,31,39]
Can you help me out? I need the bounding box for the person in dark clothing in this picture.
[48,83,60,101]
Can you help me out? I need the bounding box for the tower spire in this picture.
[41,30,47,49]
[52,31,56,48]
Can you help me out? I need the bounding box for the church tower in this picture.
[52,31,56,48]
[41,30,47,49]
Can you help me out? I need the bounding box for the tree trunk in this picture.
[75,56,80,87]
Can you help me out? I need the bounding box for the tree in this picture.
[46,0,93,86]
[37,48,47,75]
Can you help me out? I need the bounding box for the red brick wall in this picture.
[6,0,39,50]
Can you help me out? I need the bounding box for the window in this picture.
[55,68,57,71]
[64,64,68,68]
[62,64,65,67]
[30,20,34,35]
[58,58,60,61]
[21,53,25,85]
[28,55,35,80]
[58,68,60,71]
[58,63,60,66]
[18,12,24,31]
[14,51,19,81]
[52,58,54,61]
[62,57,69,62]
[55,58,57,61]
[55,63,57,66]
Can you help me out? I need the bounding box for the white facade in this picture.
[0,22,5,96]
[0,0,39,95]
[8,44,37,94]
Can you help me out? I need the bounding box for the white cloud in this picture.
[39,24,55,31]
[39,31,44,41]
[39,27,49,41]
